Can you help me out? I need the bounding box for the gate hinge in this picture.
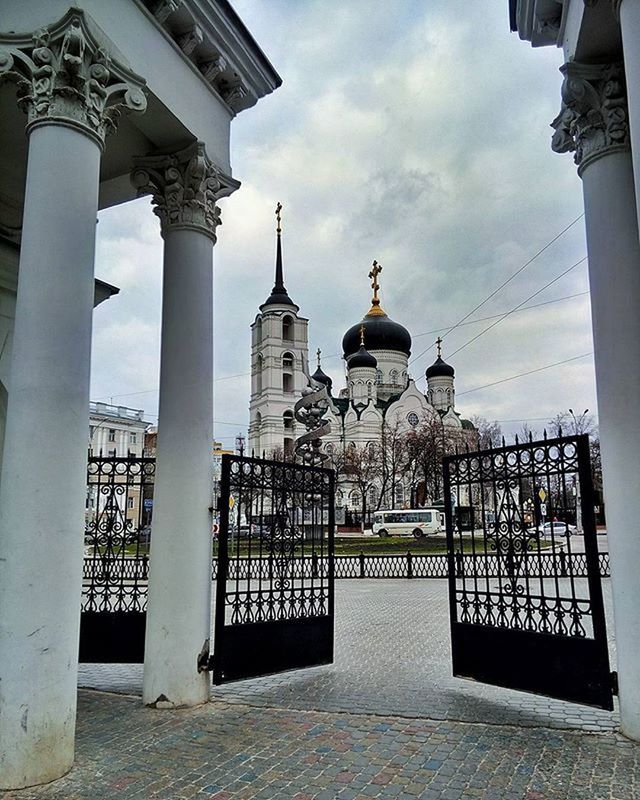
[197,638,212,673]
[611,670,619,696]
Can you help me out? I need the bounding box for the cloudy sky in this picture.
[90,0,594,448]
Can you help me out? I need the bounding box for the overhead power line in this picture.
[447,256,587,360]
[456,352,593,397]
[412,291,589,340]
[408,212,585,367]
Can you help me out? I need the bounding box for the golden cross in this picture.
[368,260,382,303]
[436,336,442,357]
[316,347,321,368]
[359,324,365,347]
[275,202,282,233]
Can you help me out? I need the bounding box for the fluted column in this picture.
[132,143,239,708]
[0,10,146,789]
[552,60,640,740]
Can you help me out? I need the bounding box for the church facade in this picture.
[248,209,475,510]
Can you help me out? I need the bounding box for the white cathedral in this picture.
[248,208,475,500]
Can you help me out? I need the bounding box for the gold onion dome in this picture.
[342,261,411,358]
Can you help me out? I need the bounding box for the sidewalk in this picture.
[2,690,638,800]
[4,580,638,799]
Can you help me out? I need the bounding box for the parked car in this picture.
[529,521,577,538]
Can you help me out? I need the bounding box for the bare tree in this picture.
[332,441,383,531]
[469,415,502,449]
[548,409,597,438]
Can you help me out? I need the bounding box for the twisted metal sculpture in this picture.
[294,378,332,465]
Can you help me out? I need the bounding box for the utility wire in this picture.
[320,289,590,362]
[411,291,589,340]
[456,352,593,396]
[447,256,587,360]
[408,212,585,367]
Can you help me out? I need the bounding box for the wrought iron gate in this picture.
[443,434,613,710]
[213,454,335,684]
[80,455,154,662]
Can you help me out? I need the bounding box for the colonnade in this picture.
[0,11,237,788]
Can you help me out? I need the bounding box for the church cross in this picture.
[359,324,365,347]
[316,347,321,368]
[368,260,382,303]
[275,202,282,233]
[436,336,442,358]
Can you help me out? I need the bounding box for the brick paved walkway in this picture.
[5,579,635,799]
[79,580,619,733]
[2,691,638,800]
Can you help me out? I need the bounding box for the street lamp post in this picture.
[568,409,588,534]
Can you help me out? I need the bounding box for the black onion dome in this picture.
[311,366,333,391]
[342,313,411,359]
[348,344,378,370]
[426,356,454,379]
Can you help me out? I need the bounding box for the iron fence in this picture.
[83,549,610,598]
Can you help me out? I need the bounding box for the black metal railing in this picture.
[82,455,155,613]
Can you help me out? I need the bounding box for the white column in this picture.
[582,152,640,739]
[0,12,147,788]
[0,122,100,789]
[618,0,640,236]
[553,61,640,740]
[132,143,238,707]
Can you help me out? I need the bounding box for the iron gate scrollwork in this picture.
[443,434,613,710]
[213,453,335,684]
[80,455,155,662]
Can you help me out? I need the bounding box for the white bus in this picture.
[372,509,444,538]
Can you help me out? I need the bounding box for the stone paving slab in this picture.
[1,691,637,800]
[79,580,619,733]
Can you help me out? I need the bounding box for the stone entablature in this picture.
[139,0,281,114]
[0,9,147,149]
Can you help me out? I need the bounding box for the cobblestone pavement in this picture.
[79,580,619,733]
[2,690,638,800]
[6,579,635,799]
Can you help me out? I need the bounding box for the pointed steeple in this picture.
[262,202,298,309]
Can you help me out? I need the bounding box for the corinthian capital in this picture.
[551,61,629,175]
[0,9,147,149]
[131,142,240,241]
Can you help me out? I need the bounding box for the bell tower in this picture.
[248,204,309,457]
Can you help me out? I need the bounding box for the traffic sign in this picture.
[540,502,547,517]
[538,488,547,502]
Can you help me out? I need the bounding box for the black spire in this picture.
[262,202,297,308]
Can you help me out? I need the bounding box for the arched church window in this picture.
[368,487,378,507]
[336,489,344,506]
[390,369,398,385]
[375,369,382,385]
[282,315,293,341]
[282,352,294,393]
[350,490,361,509]
[256,354,263,393]
[394,483,404,506]
[255,318,262,343]
[407,412,419,428]
[283,410,294,430]
[367,382,372,398]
